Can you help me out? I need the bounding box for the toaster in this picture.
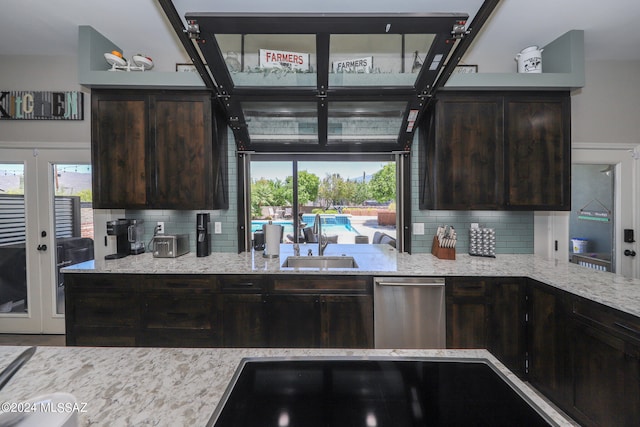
[152,234,190,258]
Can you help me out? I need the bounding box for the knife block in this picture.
[431,236,456,260]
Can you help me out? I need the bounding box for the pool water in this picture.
[251,215,358,236]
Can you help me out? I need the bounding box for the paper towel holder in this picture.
[262,221,283,258]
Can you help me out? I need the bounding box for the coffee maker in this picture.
[128,219,145,255]
[196,213,211,257]
[105,219,130,259]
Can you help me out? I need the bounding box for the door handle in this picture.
[37,244,47,252]
[624,249,636,257]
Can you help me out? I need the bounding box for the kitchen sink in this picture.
[281,256,359,269]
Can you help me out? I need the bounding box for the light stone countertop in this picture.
[0,346,576,427]
[64,244,640,319]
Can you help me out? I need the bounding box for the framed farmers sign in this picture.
[259,49,310,71]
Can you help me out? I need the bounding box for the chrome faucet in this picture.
[313,213,329,256]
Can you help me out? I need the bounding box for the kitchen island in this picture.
[0,346,575,427]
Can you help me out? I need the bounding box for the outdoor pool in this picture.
[251,214,359,236]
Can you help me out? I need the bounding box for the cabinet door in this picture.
[422,94,503,209]
[571,319,640,427]
[140,291,221,347]
[152,94,213,209]
[504,94,570,209]
[446,279,488,348]
[222,293,267,347]
[487,279,526,377]
[528,282,572,408]
[91,93,148,208]
[320,294,373,348]
[267,294,319,347]
[219,275,267,347]
[65,274,141,346]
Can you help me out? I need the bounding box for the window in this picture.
[246,154,398,247]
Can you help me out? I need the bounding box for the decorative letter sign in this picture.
[0,91,84,120]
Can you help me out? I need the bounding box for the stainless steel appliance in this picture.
[127,219,145,255]
[152,234,190,258]
[196,213,211,257]
[105,219,130,259]
[374,277,445,348]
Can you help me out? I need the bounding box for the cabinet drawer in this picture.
[449,279,486,297]
[572,298,640,343]
[143,275,217,291]
[73,294,138,327]
[142,294,218,330]
[67,274,140,291]
[219,275,265,292]
[272,276,370,293]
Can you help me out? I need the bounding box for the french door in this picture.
[0,147,92,333]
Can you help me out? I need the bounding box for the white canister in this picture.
[571,238,588,254]
[515,46,543,73]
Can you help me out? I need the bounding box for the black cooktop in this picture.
[207,358,556,427]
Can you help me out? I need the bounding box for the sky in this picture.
[251,160,391,182]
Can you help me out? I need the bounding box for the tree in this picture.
[369,163,396,203]
[285,170,319,206]
[351,180,370,205]
[319,173,352,208]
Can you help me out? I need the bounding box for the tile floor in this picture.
[0,334,65,346]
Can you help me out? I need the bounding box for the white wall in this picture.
[572,60,640,145]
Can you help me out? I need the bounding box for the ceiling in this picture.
[1,0,639,73]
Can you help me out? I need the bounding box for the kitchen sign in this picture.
[259,49,310,71]
[578,199,611,222]
[0,91,84,120]
[332,56,373,73]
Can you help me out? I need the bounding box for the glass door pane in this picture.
[0,163,28,315]
[250,161,294,244]
[297,160,397,245]
[327,101,407,144]
[217,34,317,87]
[243,101,318,144]
[52,164,94,315]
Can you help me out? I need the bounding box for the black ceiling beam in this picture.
[185,13,468,35]
[430,0,501,98]
[156,0,217,91]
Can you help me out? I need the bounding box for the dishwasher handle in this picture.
[375,278,445,287]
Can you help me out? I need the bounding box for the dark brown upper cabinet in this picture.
[91,90,228,210]
[419,91,570,211]
[504,94,570,210]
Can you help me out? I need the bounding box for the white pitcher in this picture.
[515,46,543,73]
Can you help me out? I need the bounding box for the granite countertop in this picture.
[0,346,576,427]
[63,244,640,319]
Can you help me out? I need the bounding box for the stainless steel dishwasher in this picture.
[374,277,446,348]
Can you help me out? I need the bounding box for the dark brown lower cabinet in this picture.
[569,297,640,427]
[65,273,373,349]
[446,277,526,377]
[222,293,267,347]
[267,275,373,348]
[527,281,572,409]
[267,294,320,347]
[65,274,141,346]
[321,294,373,348]
[219,275,268,347]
